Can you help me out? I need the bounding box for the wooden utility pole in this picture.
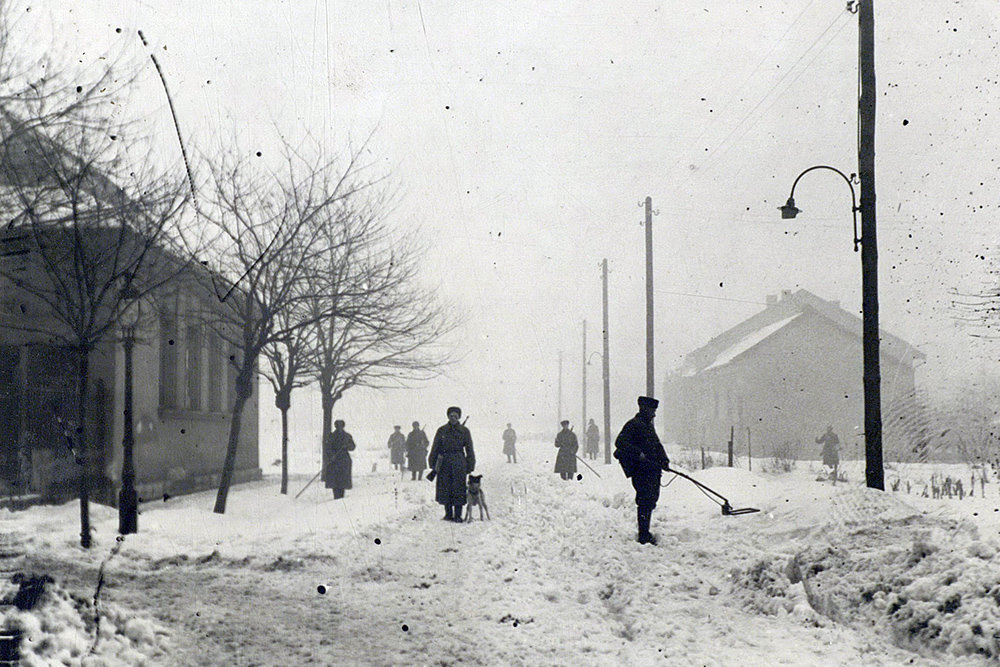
[644,196,654,397]
[858,0,883,490]
[601,259,612,464]
[581,319,587,435]
[557,350,563,426]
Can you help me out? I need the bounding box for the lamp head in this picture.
[779,197,800,219]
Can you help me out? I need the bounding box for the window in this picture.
[158,312,177,409]
[208,331,223,412]
[186,324,203,411]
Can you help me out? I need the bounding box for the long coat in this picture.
[323,428,356,490]
[405,428,429,472]
[585,423,601,455]
[613,414,669,479]
[388,431,406,466]
[554,429,578,474]
[502,427,517,456]
[817,431,840,467]
[428,422,475,506]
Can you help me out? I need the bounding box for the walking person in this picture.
[388,425,406,472]
[502,422,518,463]
[614,396,670,545]
[406,421,429,481]
[428,406,475,522]
[554,420,578,480]
[585,418,600,460]
[324,419,357,500]
[816,425,840,484]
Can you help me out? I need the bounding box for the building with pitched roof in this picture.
[663,289,925,461]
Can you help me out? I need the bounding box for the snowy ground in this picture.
[3,442,1000,665]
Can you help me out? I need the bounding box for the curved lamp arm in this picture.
[779,165,861,252]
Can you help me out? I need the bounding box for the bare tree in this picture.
[199,142,372,514]
[306,198,460,468]
[0,106,190,547]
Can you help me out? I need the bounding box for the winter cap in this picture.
[447,406,462,417]
[560,419,570,426]
[334,419,346,428]
[394,425,401,430]
[412,421,420,427]
[637,396,659,409]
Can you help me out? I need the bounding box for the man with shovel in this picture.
[614,396,670,545]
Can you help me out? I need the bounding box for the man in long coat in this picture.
[388,425,406,471]
[324,419,356,500]
[502,422,518,463]
[428,406,475,522]
[405,421,429,481]
[554,420,578,480]
[614,396,670,545]
[585,418,601,460]
[816,425,840,484]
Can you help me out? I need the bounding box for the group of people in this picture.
[320,396,671,545]
[387,422,431,480]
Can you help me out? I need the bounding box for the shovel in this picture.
[667,468,760,516]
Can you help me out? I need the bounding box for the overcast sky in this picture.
[24,0,1000,450]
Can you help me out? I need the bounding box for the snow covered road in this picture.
[5,442,999,665]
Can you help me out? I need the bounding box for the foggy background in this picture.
[25,1,1000,470]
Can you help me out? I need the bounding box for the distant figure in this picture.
[502,423,518,463]
[816,425,840,484]
[585,418,600,460]
[324,419,356,499]
[614,396,670,545]
[388,425,406,471]
[406,421,429,481]
[554,420,578,480]
[428,406,476,522]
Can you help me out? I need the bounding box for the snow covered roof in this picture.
[698,313,802,373]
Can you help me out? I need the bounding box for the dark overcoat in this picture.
[613,414,669,479]
[817,431,840,467]
[405,428,429,472]
[428,422,475,505]
[388,431,406,466]
[323,428,356,490]
[554,429,578,474]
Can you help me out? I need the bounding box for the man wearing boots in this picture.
[614,396,670,545]
[428,406,476,522]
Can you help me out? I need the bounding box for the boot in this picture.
[442,505,453,521]
[452,505,464,522]
[637,508,656,545]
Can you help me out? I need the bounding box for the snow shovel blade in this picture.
[721,502,760,516]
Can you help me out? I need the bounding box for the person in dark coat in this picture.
[388,425,406,471]
[406,421,429,480]
[502,423,518,463]
[324,419,356,499]
[554,420,578,480]
[614,396,670,545]
[428,406,475,522]
[585,418,600,460]
[816,425,840,483]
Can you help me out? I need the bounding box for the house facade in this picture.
[662,289,924,461]
[0,247,261,505]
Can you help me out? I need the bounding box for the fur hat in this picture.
[447,406,462,418]
[637,396,659,409]
[560,419,570,426]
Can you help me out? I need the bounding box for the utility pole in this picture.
[581,319,587,435]
[557,350,563,426]
[858,0,883,490]
[644,196,654,397]
[602,259,612,465]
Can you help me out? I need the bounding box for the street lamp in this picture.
[118,296,141,535]
[779,163,883,490]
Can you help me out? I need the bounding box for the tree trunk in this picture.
[77,348,91,548]
[214,366,253,514]
[279,405,289,495]
[320,385,334,477]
